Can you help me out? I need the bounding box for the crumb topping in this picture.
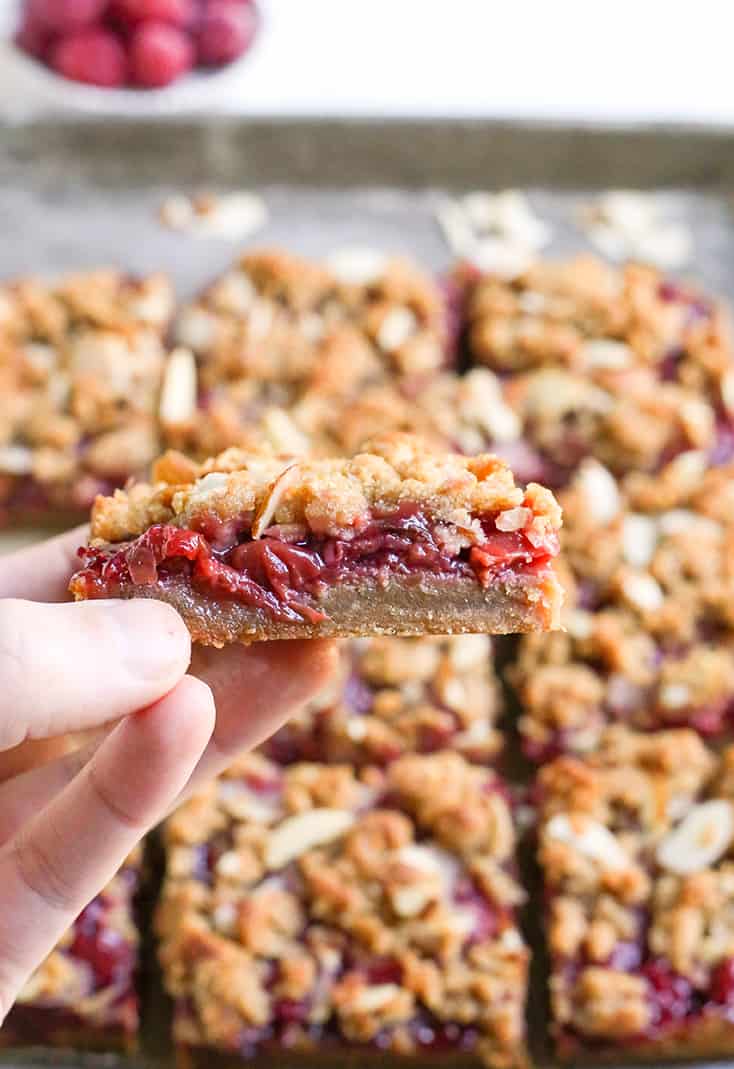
[515,458,734,758]
[539,728,734,1042]
[158,752,527,1063]
[0,270,173,512]
[86,432,562,547]
[267,634,502,766]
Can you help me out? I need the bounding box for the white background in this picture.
[0,0,733,124]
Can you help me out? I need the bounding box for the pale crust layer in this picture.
[91,571,563,646]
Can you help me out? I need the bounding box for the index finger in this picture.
[0,527,87,603]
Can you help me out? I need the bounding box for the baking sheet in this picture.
[0,117,733,1068]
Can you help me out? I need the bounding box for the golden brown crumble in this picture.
[86,431,562,547]
[0,270,173,516]
[539,728,734,1044]
[157,752,527,1066]
[515,457,734,757]
[267,634,503,766]
[460,255,734,477]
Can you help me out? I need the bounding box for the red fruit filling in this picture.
[73,509,559,624]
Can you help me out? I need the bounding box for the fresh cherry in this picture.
[51,28,129,88]
[109,0,197,28]
[26,0,108,33]
[196,0,258,67]
[129,21,195,87]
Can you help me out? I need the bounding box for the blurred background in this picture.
[1,0,733,124]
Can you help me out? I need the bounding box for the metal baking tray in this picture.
[0,117,733,1069]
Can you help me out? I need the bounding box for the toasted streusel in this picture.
[0,270,174,523]
[459,256,734,482]
[538,728,734,1060]
[514,457,734,760]
[157,752,528,1068]
[266,634,503,766]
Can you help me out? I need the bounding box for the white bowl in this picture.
[0,1,264,120]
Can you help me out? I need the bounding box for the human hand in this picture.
[0,527,336,1022]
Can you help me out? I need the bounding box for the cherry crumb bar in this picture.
[157,751,529,1069]
[0,850,140,1051]
[538,727,734,1062]
[266,635,503,767]
[458,256,734,486]
[69,433,563,644]
[514,455,734,762]
[0,270,174,525]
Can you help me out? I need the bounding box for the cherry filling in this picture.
[559,952,734,1053]
[74,508,558,624]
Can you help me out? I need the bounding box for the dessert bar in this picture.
[175,248,453,388]
[0,850,140,1050]
[514,455,734,761]
[0,270,174,524]
[157,751,529,1068]
[266,634,503,767]
[538,727,734,1061]
[459,256,734,486]
[166,249,456,463]
[69,433,564,643]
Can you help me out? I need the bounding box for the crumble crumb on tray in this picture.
[157,751,529,1068]
[538,726,734,1061]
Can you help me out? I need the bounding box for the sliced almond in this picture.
[265,808,355,870]
[251,462,302,540]
[575,459,621,525]
[447,634,490,671]
[722,370,734,415]
[621,571,665,613]
[327,247,387,286]
[351,983,401,1014]
[579,339,633,370]
[0,444,34,475]
[622,514,659,568]
[376,307,418,353]
[495,506,532,533]
[658,683,691,711]
[159,348,197,427]
[656,800,734,875]
[545,813,629,871]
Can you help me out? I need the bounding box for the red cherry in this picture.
[109,0,196,27]
[15,15,51,60]
[129,21,194,87]
[25,0,109,33]
[51,28,129,87]
[196,1,258,67]
[710,958,734,1005]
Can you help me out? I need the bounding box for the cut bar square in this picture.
[537,727,734,1062]
[0,849,140,1051]
[457,255,734,487]
[0,270,174,525]
[157,751,529,1068]
[266,634,503,767]
[165,248,456,462]
[514,454,734,762]
[69,432,563,644]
